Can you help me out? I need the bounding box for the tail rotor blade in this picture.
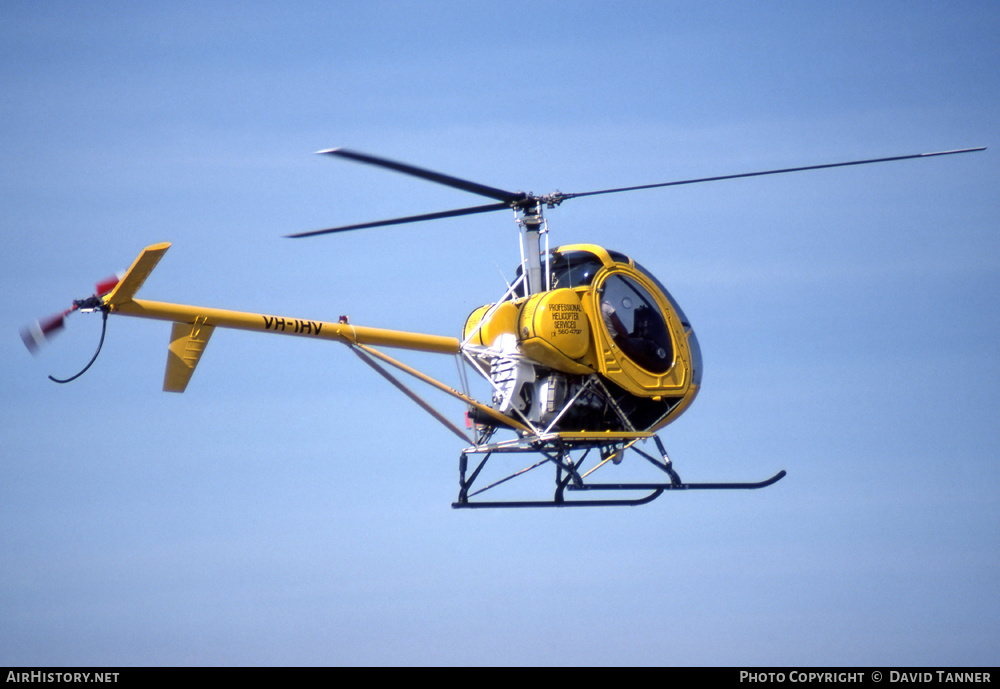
[20,309,71,354]
[95,273,123,296]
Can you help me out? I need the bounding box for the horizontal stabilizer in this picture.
[163,318,214,393]
[104,242,171,307]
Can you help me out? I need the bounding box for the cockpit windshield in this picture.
[599,274,674,373]
[633,260,703,387]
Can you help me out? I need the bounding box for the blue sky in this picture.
[2,1,998,666]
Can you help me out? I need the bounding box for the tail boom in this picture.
[95,242,459,393]
[112,298,460,354]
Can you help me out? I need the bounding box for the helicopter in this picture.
[22,146,984,507]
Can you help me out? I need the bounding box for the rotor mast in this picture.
[516,200,550,295]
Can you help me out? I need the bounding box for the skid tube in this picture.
[452,434,786,508]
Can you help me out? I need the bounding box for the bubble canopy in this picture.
[516,248,702,385]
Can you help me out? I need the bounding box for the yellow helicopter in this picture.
[22,147,984,507]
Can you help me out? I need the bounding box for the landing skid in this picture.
[452,434,785,508]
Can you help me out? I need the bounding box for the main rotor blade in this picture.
[559,147,987,202]
[286,201,512,238]
[319,148,526,204]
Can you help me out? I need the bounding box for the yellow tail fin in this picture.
[104,242,171,307]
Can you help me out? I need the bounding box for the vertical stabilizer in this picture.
[104,242,171,307]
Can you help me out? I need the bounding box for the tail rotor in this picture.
[20,273,122,380]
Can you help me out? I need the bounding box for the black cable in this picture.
[49,309,108,384]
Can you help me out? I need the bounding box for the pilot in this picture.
[600,299,628,341]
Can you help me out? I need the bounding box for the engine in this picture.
[484,333,606,431]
